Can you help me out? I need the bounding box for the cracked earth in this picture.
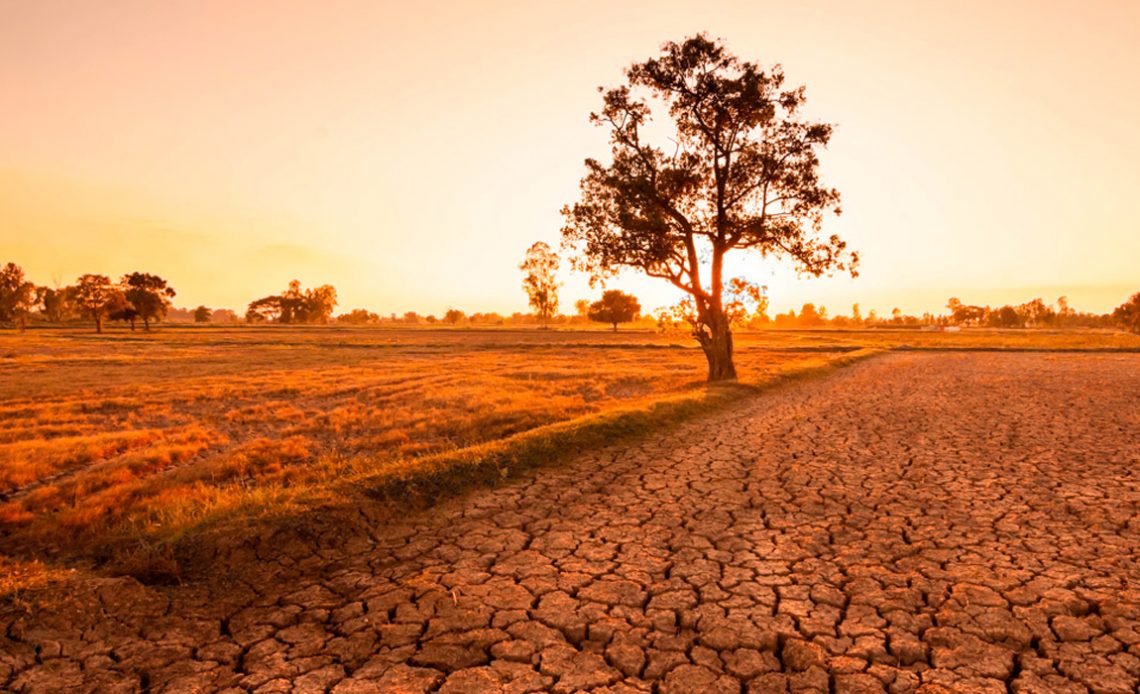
[2,352,1139,693]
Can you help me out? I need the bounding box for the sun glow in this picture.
[2,0,1138,316]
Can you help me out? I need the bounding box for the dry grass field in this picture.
[0,327,864,574]
[0,325,1135,584]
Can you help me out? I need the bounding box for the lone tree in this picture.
[73,274,117,333]
[122,272,176,331]
[246,280,338,324]
[588,290,641,331]
[193,305,213,323]
[0,262,37,331]
[562,35,856,380]
[520,242,560,327]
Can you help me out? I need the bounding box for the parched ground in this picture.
[2,352,1139,693]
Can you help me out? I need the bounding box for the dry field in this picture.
[0,326,875,574]
[4,350,1137,692]
[0,325,1135,581]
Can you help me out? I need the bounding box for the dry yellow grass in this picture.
[0,327,859,565]
[0,324,1133,580]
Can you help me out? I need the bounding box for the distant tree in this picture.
[246,295,282,323]
[304,284,338,323]
[73,274,117,333]
[121,272,176,331]
[37,285,75,323]
[247,281,337,324]
[851,303,862,324]
[213,308,238,324]
[0,262,37,331]
[990,305,1023,328]
[425,314,438,324]
[588,290,641,331]
[773,309,797,329]
[193,305,213,323]
[947,297,986,326]
[520,242,560,327]
[1017,297,1054,327]
[469,312,505,325]
[337,309,380,325]
[107,291,140,330]
[561,35,856,381]
[1113,292,1140,333]
[403,311,420,324]
[443,308,465,325]
[798,303,822,327]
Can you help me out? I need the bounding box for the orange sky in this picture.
[2,0,1138,317]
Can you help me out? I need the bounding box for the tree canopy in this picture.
[1113,292,1140,334]
[123,272,176,330]
[246,280,338,324]
[0,262,36,330]
[561,35,855,380]
[587,290,641,331]
[72,275,119,334]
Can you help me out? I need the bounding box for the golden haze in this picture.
[1,0,1138,315]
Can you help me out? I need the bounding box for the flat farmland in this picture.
[0,326,866,568]
[3,349,1138,692]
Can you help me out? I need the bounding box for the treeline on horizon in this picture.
[2,260,1139,334]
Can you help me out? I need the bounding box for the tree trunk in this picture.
[612,322,618,332]
[700,313,737,382]
[129,318,136,332]
[95,315,103,334]
[143,317,150,332]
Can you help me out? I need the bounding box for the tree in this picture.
[0,262,37,331]
[947,297,986,326]
[1113,292,1140,334]
[246,281,337,324]
[588,290,641,331]
[73,274,117,333]
[662,277,767,334]
[107,293,139,330]
[520,242,560,327]
[798,303,822,327]
[1017,297,1054,327]
[990,305,1023,328]
[443,308,465,325]
[122,272,176,331]
[304,284,338,323]
[561,35,855,381]
[37,285,75,323]
[337,309,380,324]
[246,296,282,323]
[193,306,213,323]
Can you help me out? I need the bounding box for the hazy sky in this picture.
[2,0,1138,316]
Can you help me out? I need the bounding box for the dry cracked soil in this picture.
[2,352,1139,693]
